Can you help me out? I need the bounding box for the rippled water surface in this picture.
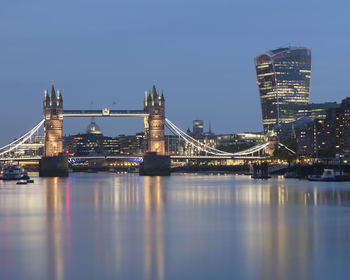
[1,173,350,280]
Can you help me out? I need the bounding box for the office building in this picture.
[118,133,145,155]
[291,102,339,121]
[193,120,204,136]
[297,97,350,158]
[216,133,264,146]
[64,118,120,156]
[255,46,312,133]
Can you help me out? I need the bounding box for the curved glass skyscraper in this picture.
[254,46,311,133]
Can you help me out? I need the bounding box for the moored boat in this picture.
[2,164,23,180]
[308,169,350,182]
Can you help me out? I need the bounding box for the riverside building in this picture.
[297,97,350,158]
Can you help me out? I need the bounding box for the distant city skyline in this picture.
[1,0,350,146]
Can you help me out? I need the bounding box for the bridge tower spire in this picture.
[145,81,165,155]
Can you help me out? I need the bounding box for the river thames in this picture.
[0,173,350,280]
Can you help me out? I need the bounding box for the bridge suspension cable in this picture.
[165,119,232,155]
[165,118,269,157]
[278,142,296,154]
[0,119,44,157]
[232,142,269,156]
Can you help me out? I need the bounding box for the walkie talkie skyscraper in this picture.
[254,46,311,133]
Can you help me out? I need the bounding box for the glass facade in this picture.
[65,134,120,156]
[291,102,339,121]
[193,120,204,136]
[254,47,312,133]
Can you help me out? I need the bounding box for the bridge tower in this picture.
[140,81,170,176]
[40,81,68,177]
[43,81,63,156]
[145,81,165,155]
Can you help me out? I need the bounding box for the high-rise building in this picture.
[254,46,312,133]
[193,120,204,136]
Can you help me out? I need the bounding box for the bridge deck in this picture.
[63,110,149,117]
[0,155,265,161]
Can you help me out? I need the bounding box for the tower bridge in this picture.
[0,81,291,176]
[43,81,165,159]
[39,81,166,176]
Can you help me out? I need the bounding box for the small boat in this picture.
[308,169,350,182]
[20,169,30,180]
[2,164,23,180]
[16,180,28,185]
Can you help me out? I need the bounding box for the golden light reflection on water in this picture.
[1,175,350,279]
[44,177,71,280]
[241,192,313,280]
[143,176,165,280]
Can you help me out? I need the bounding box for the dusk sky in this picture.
[1,0,349,145]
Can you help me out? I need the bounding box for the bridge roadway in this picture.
[63,110,149,117]
[0,155,265,162]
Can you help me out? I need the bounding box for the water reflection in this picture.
[232,181,350,207]
[44,178,71,280]
[143,177,165,280]
[169,176,350,207]
[1,175,350,279]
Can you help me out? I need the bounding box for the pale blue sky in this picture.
[1,0,349,145]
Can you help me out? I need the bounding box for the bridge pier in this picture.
[39,156,68,177]
[139,152,170,176]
